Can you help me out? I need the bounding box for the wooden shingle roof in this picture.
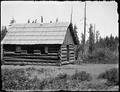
[2,22,70,45]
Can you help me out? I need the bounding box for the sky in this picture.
[1,1,118,40]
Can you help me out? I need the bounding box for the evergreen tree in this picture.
[88,24,95,54]
[1,26,7,41]
[95,30,100,43]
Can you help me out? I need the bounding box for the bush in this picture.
[85,48,118,64]
[37,68,47,74]
[71,71,92,81]
[98,68,119,86]
[56,73,68,80]
[26,67,36,71]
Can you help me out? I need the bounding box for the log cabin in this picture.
[1,22,79,65]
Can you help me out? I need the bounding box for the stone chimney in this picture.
[9,17,16,26]
[28,19,30,23]
[56,18,58,23]
[41,16,43,23]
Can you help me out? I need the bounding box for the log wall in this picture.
[3,44,61,66]
[60,44,75,65]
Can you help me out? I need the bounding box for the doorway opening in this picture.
[67,45,69,61]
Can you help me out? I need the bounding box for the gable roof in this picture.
[2,22,71,45]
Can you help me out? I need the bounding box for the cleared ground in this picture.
[1,64,119,91]
[1,64,118,79]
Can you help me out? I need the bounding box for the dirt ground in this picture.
[1,64,119,91]
[1,64,118,79]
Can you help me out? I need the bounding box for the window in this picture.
[40,46,48,54]
[45,46,48,54]
[16,46,21,53]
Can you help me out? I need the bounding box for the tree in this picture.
[1,26,7,41]
[73,24,79,44]
[88,24,95,54]
[73,24,80,60]
[95,30,100,43]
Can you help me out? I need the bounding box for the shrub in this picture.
[56,73,68,80]
[85,48,118,64]
[37,68,47,74]
[45,73,69,90]
[26,67,36,71]
[71,71,92,82]
[97,68,119,86]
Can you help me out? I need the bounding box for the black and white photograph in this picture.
[1,1,119,91]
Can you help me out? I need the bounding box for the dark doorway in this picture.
[40,46,45,54]
[27,46,33,54]
[67,45,69,61]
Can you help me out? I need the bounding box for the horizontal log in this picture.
[61,59,67,62]
[61,56,67,58]
[61,61,68,64]
[4,62,59,66]
[61,45,66,48]
[69,54,75,57]
[69,45,74,47]
[61,47,74,51]
[4,55,59,60]
[48,48,59,51]
[69,50,74,52]
[61,52,67,55]
[69,53,74,55]
[48,51,58,53]
[3,57,58,63]
[60,60,75,65]
[69,47,74,49]
[4,51,15,54]
[61,57,74,61]
[61,48,66,50]
[61,55,75,58]
[69,52,74,54]
[70,58,75,60]
[4,52,58,56]
[69,60,75,62]
[69,48,74,50]
[61,55,67,58]
[61,50,67,53]
[69,57,75,60]
[61,54,74,57]
[70,51,74,53]
[61,57,67,60]
[61,49,67,51]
